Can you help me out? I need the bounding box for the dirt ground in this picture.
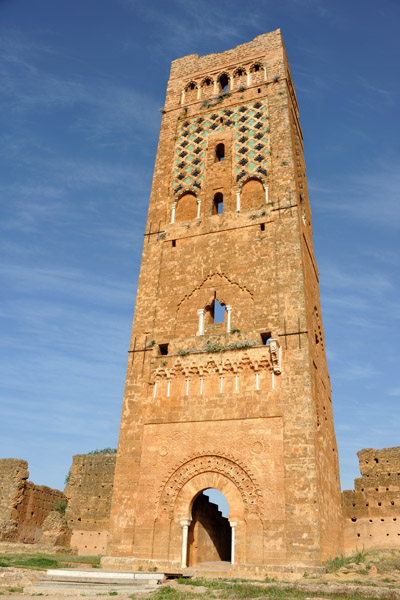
[1,549,400,600]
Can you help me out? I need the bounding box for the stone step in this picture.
[44,568,165,585]
[25,568,165,596]
[24,581,158,595]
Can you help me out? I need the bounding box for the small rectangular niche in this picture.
[260,223,265,232]
[261,332,272,345]
[172,240,176,248]
[159,343,169,355]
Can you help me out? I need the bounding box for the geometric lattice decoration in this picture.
[233,101,269,183]
[172,100,269,198]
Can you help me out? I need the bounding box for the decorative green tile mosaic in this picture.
[172,100,269,198]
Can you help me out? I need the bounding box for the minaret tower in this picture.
[106,30,343,573]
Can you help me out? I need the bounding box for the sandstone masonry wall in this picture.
[106,29,343,571]
[0,459,29,541]
[65,453,116,555]
[0,458,65,543]
[342,447,400,553]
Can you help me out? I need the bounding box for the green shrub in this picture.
[88,447,117,454]
[54,499,67,515]
[64,469,70,485]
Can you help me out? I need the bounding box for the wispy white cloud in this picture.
[0,263,135,308]
[0,31,160,146]
[310,159,400,229]
[357,76,394,105]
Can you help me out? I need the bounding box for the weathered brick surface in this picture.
[0,459,65,543]
[342,447,400,553]
[65,453,116,555]
[106,30,343,570]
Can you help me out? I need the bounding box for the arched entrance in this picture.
[156,455,262,567]
[187,489,231,566]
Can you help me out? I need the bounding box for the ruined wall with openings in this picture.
[65,453,116,555]
[342,447,400,553]
[0,458,65,543]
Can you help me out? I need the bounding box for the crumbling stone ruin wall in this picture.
[0,458,65,543]
[0,459,28,541]
[342,447,400,553]
[65,453,116,555]
[16,482,66,543]
[41,510,71,546]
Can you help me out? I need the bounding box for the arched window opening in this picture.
[250,63,265,85]
[240,178,265,210]
[219,73,229,92]
[206,292,225,325]
[213,192,223,214]
[215,143,225,162]
[233,67,247,89]
[201,78,213,99]
[184,81,198,103]
[187,489,231,566]
[213,298,225,323]
[175,192,198,222]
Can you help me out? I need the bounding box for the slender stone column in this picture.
[264,184,269,204]
[236,191,240,211]
[246,71,250,86]
[230,521,237,565]
[171,203,177,224]
[197,309,205,335]
[180,519,191,568]
[196,199,201,219]
[226,305,232,332]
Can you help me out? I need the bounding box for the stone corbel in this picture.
[269,338,282,374]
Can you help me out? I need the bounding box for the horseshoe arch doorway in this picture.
[187,488,231,566]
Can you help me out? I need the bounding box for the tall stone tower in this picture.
[106,30,343,573]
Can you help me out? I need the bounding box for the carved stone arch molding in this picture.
[177,272,253,310]
[175,272,254,336]
[156,453,264,520]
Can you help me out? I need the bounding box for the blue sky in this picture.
[0,0,399,495]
